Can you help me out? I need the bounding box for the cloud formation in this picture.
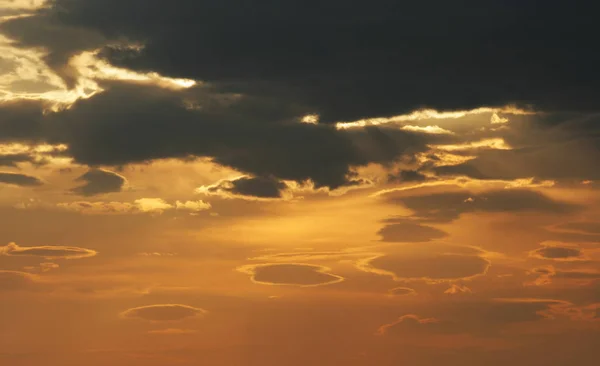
[197,175,290,200]
[121,304,207,322]
[357,244,491,283]
[377,221,447,242]
[237,263,344,287]
[529,242,586,261]
[0,171,42,186]
[70,168,126,196]
[0,242,97,259]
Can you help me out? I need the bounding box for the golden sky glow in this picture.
[0,2,598,366]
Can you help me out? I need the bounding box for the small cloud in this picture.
[197,175,290,200]
[401,125,454,135]
[490,113,509,124]
[71,169,126,196]
[138,252,177,257]
[529,242,586,261]
[175,200,211,212]
[39,262,59,272]
[237,263,344,287]
[377,315,450,336]
[121,304,207,322]
[377,221,448,243]
[133,198,172,213]
[0,171,43,187]
[147,328,197,335]
[388,287,417,296]
[444,284,472,295]
[0,242,97,259]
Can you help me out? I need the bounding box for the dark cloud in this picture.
[389,189,578,223]
[0,171,43,186]
[388,170,428,183]
[377,221,447,242]
[121,304,206,322]
[358,244,490,283]
[238,263,344,287]
[0,82,427,189]
[203,176,288,199]
[0,242,97,259]
[4,1,599,122]
[70,168,126,196]
[0,153,33,167]
[529,243,584,261]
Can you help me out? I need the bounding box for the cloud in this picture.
[0,242,97,259]
[147,328,197,335]
[444,284,472,295]
[70,168,126,196]
[377,315,450,336]
[357,244,491,283]
[0,171,43,186]
[197,175,290,200]
[529,242,586,261]
[377,221,448,242]
[5,0,597,122]
[55,198,210,215]
[527,266,600,286]
[555,222,600,235]
[388,287,417,296]
[121,304,207,322]
[387,170,429,183]
[237,263,344,287]
[389,189,578,223]
[0,270,39,291]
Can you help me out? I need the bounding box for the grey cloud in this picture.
[389,189,578,223]
[204,176,288,199]
[70,168,126,196]
[4,1,598,122]
[0,171,43,186]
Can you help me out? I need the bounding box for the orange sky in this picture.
[0,1,599,365]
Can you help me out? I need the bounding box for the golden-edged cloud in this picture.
[237,263,344,287]
[388,287,417,296]
[56,198,210,215]
[121,304,207,322]
[528,242,586,262]
[0,242,97,259]
[357,244,491,283]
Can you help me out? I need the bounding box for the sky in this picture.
[0,1,599,365]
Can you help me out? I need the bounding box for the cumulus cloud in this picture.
[237,263,344,287]
[70,168,126,196]
[0,242,97,259]
[0,171,43,186]
[121,304,207,322]
[357,244,491,283]
[529,242,586,261]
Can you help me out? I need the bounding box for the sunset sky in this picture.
[0,1,599,365]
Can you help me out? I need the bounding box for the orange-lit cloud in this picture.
[0,242,97,259]
[237,263,344,287]
[121,304,207,322]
